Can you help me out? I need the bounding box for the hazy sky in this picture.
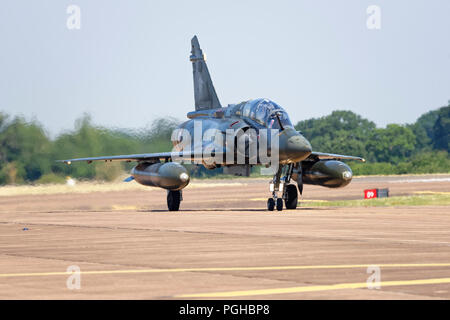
[1,0,449,136]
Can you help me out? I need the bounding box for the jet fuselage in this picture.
[173,98,312,166]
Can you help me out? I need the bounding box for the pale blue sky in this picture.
[0,0,449,136]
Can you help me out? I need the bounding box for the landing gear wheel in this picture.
[276,198,283,211]
[284,184,298,209]
[167,190,181,211]
[267,198,275,211]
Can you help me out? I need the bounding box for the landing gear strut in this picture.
[267,166,283,211]
[267,164,299,211]
[167,190,182,211]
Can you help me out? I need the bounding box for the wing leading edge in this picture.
[59,151,364,164]
[57,151,223,164]
[308,152,365,162]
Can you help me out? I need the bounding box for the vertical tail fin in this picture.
[190,36,221,111]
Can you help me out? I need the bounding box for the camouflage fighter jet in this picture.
[60,36,365,211]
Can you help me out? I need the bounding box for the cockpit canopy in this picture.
[231,99,293,129]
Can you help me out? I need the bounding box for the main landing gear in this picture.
[167,190,182,211]
[267,164,299,211]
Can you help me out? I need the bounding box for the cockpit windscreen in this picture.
[242,99,293,129]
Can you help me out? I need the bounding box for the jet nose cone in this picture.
[286,134,312,162]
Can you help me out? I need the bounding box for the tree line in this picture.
[294,102,449,175]
[0,114,178,184]
[0,102,448,184]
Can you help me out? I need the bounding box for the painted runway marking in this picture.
[390,178,450,183]
[414,191,450,195]
[250,198,328,202]
[177,277,450,298]
[1,262,450,278]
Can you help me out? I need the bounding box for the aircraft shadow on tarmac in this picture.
[143,207,327,213]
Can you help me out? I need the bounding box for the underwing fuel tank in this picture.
[302,160,353,188]
[131,162,190,191]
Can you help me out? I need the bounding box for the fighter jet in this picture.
[60,36,365,211]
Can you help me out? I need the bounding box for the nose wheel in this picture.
[267,198,275,211]
[276,198,283,211]
[267,197,283,211]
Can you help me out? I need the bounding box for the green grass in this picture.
[303,193,450,207]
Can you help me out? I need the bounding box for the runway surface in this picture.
[0,174,450,299]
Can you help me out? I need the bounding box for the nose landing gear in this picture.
[267,165,283,211]
[267,164,299,211]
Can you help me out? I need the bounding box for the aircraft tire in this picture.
[284,184,298,209]
[276,198,283,211]
[167,190,181,211]
[267,198,275,211]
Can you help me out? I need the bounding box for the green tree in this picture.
[295,110,376,158]
[414,109,440,140]
[433,105,450,151]
[51,114,181,181]
[0,116,51,183]
[410,102,449,151]
[51,114,141,180]
[140,117,180,152]
[366,124,416,163]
